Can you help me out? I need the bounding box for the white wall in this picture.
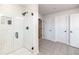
[42,7,79,42]
[0,4,25,17]
[0,5,25,53]
[38,14,43,19]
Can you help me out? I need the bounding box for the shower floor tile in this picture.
[8,48,32,55]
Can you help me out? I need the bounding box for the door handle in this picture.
[70,31,72,33]
[15,32,18,39]
[64,30,67,32]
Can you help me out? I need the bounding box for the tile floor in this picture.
[1,39,79,55]
[8,48,32,55]
[38,39,79,55]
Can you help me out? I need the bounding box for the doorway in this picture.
[38,18,42,40]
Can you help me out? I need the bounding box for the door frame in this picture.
[38,18,43,40]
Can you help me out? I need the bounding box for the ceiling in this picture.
[39,4,79,15]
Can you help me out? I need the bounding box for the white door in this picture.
[55,15,68,44]
[70,14,79,48]
[24,14,33,52]
[13,17,23,50]
[44,16,55,41]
